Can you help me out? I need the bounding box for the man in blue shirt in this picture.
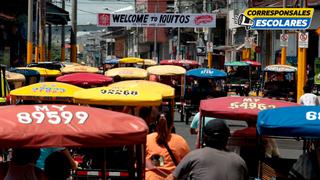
[189,112,216,135]
[36,148,77,170]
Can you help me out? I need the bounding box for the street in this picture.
[174,111,303,158]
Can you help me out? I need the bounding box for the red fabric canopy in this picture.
[56,73,113,87]
[0,105,148,148]
[242,60,261,66]
[160,59,200,67]
[200,97,298,122]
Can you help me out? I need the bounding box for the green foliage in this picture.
[50,43,62,61]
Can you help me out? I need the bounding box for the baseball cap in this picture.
[204,119,230,139]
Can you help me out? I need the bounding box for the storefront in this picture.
[0,0,69,67]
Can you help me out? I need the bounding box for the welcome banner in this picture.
[97,13,216,28]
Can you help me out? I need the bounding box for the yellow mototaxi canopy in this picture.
[61,65,99,74]
[10,82,83,102]
[147,65,186,76]
[62,62,81,67]
[73,86,162,106]
[137,59,157,66]
[17,67,61,77]
[119,57,144,64]
[5,71,25,82]
[109,80,175,99]
[105,67,148,79]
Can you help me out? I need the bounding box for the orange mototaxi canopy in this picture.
[0,105,148,148]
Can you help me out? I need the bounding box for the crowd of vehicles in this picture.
[0,58,310,180]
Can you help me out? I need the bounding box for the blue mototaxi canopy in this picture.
[104,58,119,64]
[186,68,227,79]
[257,106,320,137]
[9,68,40,78]
[9,68,40,85]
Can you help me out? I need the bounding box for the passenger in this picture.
[300,85,319,106]
[227,66,236,76]
[113,75,122,82]
[4,148,46,180]
[149,74,159,82]
[264,138,280,158]
[36,148,78,170]
[146,113,190,180]
[166,120,249,180]
[190,112,217,148]
[139,107,156,133]
[189,112,215,135]
[44,151,72,180]
[288,141,320,180]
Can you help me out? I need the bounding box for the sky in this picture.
[64,0,135,25]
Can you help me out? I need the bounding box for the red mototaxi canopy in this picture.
[200,97,298,122]
[0,105,148,148]
[242,60,261,66]
[160,59,200,67]
[56,73,113,87]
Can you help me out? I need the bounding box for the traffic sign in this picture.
[298,32,309,48]
[206,42,213,53]
[244,37,252,48]
[280,33,289,47]
[196,46,206,56]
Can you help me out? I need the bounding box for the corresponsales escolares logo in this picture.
[243,8,314,29]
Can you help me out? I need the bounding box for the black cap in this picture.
[204,119,230,139]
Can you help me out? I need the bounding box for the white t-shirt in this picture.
[300,93,319,106]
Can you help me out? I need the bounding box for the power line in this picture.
[65,4,98,14]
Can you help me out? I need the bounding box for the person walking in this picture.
[146,113,190,180]
[166,119,249,180]
[300,85,319,106]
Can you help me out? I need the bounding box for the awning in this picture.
[46,2,70,25]
[213,45,235,51]
[0,1,69,25]
[213,44,244,51]
[253,0,320,7]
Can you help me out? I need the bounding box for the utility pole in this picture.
[70,0,77,63]
[27,0,33,64]
[35,1,39,62]
[297,0,308,102]
[61,0,65,61]
[243,0,252,61]
[153,0,159,62]
[280,0,287,65]
[48,25,52,61]
[47,0,52,61]
[134,0,139,57]
[39,0,46,62]
[206,0,213,68]
[176,0,181,60]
